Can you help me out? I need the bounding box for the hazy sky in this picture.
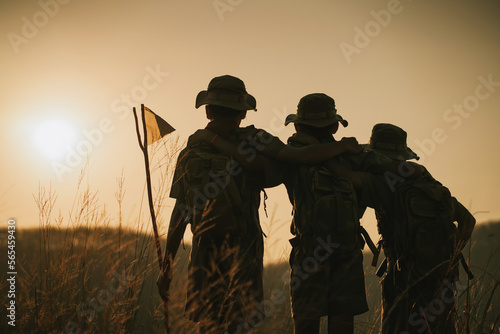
[2,0,500,262]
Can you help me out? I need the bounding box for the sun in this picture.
[34,119,77,161]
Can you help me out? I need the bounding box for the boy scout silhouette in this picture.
[283,93,370,334]
[333,123,476,334]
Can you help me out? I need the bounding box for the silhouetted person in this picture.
[283,94,377,334]
[334,123,476,334]
[157,75,281,333]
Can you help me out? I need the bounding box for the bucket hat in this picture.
[363,123,420,160]
[285,93,348,128]
[195,75,257,111]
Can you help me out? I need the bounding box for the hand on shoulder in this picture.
[287,132,320,145]
[340,137,363,154]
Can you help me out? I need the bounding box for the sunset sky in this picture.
[1,0,499,262]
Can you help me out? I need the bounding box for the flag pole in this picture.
[133,105,170,333]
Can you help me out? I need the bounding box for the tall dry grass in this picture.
[0,134,499,333]
[0,137,183,333]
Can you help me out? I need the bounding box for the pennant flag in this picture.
[143,106,175,145]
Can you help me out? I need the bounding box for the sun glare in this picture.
[34,119,77,160]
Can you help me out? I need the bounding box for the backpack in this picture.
[290,163,362,253]
[181,128,262,239]
[392,175,458,278]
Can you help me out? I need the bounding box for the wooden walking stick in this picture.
[133,104,174,333]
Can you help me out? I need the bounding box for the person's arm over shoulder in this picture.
[451,197,476,251]
[187,129,266,171]
[278,136,362,164]
[346,150,426,179]
[188,128,362,166]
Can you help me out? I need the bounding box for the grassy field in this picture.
[1,142,499,333]
[1,219,499,333]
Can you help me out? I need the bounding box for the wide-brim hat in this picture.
[284,93,348,128]
[195,75,257,111]
[363,123,419,161]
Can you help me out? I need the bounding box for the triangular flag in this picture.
[143,106,175,145]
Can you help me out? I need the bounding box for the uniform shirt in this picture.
[169,125,285,236]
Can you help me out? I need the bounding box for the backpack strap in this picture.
[360,226,380,267]
[376,257,388,277]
